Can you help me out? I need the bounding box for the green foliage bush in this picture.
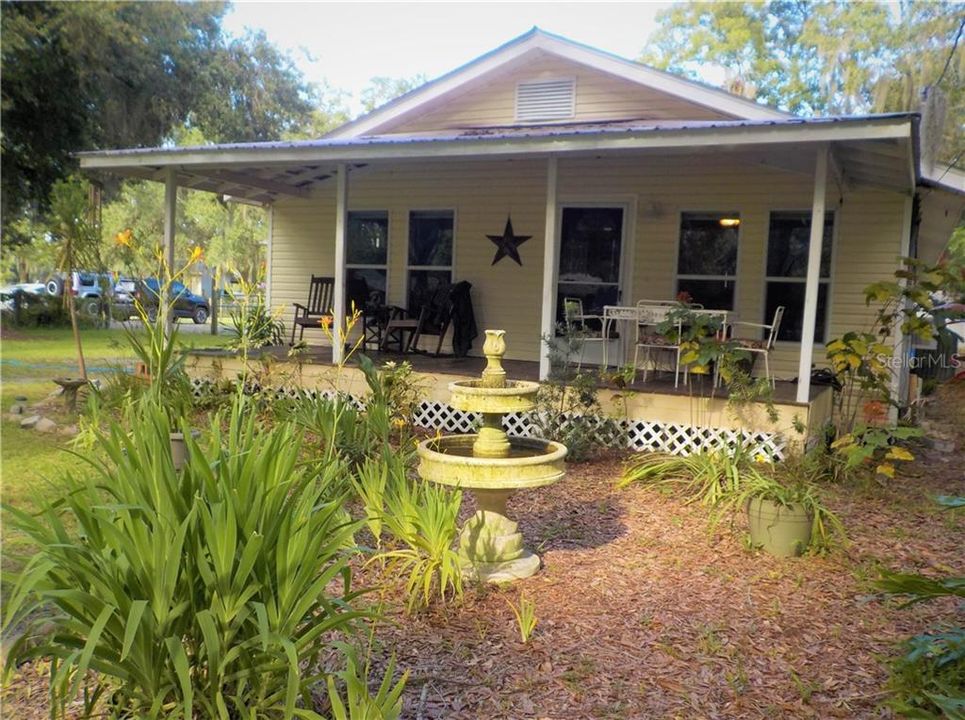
[3,396,369,719]
[620,449,844,552]
[381,479,464,613]
[225,289,286,352]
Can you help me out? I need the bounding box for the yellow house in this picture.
[80,29,964,456]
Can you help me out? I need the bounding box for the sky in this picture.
[223,2,673,114]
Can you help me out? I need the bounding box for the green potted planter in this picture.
[746,496,813,557]
[741,453,845,558]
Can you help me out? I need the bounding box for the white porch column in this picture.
[795,145,829,403]
[163,167,177,336]
[332,163,348,364]
[538,156,559,380]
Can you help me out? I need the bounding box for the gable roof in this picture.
[326,27,791,140]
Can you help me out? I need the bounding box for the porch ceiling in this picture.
[83,161,351,205]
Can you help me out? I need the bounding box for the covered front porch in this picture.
[80,115,923,417]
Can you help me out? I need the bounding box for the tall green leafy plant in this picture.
[380,480,464,613]
[620,449,844,551]
[824,257,961,481]
[3,395,368,719]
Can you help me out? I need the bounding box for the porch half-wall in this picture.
[268,151,906,377]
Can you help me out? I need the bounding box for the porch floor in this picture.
[239,345,828,405]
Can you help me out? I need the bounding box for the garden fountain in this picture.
[417,329,567,582]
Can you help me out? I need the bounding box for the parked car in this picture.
[46,272,114,316]
[134,278,210,324]
[113,277,137,303]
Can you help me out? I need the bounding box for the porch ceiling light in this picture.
[719,217,741,227]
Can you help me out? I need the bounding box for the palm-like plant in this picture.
[3,395,368,719]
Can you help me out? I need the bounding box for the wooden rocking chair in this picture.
[290,275,335,344]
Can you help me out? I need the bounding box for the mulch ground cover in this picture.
[4,382,963,719]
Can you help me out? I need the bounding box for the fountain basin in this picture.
[418,435,566,490]
[448,379,540,414]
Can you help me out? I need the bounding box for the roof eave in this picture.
[78,117,915,171]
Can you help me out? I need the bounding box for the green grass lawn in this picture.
[1,325,234,565]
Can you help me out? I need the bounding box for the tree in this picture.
[0,2,316,232]
[642,1,963,160]
[47,177,107,379]
[359,74,428,114]
[191,29,316,143]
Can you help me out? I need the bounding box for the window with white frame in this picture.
[346,211,388,312]
[764,211,834,343]
[675,212,740,310]
[407,210,453,320]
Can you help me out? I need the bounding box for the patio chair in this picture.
[633,303,684,387]
[410,283,455,356]
[290,275,335,345]
[379,284,455,355]
[731,306,785,387]
[563,297,606,369]
[378,305,420,353]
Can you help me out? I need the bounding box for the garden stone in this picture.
[20,415,41,429]
[9,404,25,415]
[59,424,79,437]
[35,417,58,433]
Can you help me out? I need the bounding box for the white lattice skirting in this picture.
[411,400,786,460]
[191,379,787,460]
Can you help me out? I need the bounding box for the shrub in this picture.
[288,394,390,470]
[3,396,367,719]
[380,480,464,613]
[225,290,286,352]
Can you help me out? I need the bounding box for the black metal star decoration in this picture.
[487,216,531,266]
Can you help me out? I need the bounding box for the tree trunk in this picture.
[68,291,88,381]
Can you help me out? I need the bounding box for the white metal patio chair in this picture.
[730,306,785,387]
[563,297,606,369]
[633,303,684,387]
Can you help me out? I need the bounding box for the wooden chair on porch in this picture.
[410,283,455,356]
[290,275,335,344]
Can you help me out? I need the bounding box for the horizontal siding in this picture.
[270,160,548,360]
[391,53,730,133]
[269,153,906,368]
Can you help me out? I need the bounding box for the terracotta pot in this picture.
[746,497,813,558]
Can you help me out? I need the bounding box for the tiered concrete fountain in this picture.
[417,330,567,582]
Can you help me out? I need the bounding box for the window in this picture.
[407,210,453,319]
[346,211,388,311]
[675,212,740,310]
[764,211,834,342]
[556,206,625,323]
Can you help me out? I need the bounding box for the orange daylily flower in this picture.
[319,314,333,329]
[115,228,134,247]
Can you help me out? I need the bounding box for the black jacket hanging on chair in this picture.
[449,281,477,357]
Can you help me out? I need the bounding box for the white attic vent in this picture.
[515,79,575,122]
